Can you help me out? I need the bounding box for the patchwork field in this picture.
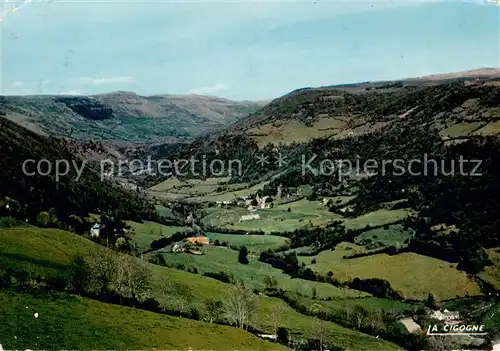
[300,242,481,300]
[0,290,280,350]
[203,199,343,233]
[0,228,397,350]
[156,245,367,300]
[205,232,289,253]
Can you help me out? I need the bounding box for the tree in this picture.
[114,254,151,299]
[88,247,116,295]
[238,246,249,264]
[351,305,369,330]
[276,327,289,345]
[311,317,329,351]
[270,303,285,340]
[425,293,437,309]
[205,299,224,323]
[224,283,256,329]
[264,276,278,292]
[312,286,317,299]
[67,254,90,293]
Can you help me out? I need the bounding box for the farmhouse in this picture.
[239,213,260,222]
[186,236,210,245]
[430,309,460,321]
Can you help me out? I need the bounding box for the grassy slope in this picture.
[155,245,368,300]
[479,247,500,288]
[0,290,281,350]
[355,224,413,248]
[300,242,481,301]
[0,228,398,350]
[289,294,414,315]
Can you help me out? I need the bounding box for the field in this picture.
[354,224,414,249]
[439,121,485,139]
[126,220,190,252]
[203,199,342,233]
[0,291,284,350]
[246,119,348,147]
[479,247,500,288]
[205,232,289,253]
[289,294,414,315]
[0,290,280,350]
[149,177,231,192]
[343,208,411,230]
[155,245,368,300]
[0,228,397,350]
[300,242,481,300]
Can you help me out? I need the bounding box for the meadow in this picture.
[289,294,414,315]
[156,245,368,300]
[0,290,280,350]
[342,208,411,230]
[354,224,414,249]
[205,232,289,253]
[300,242,481,301]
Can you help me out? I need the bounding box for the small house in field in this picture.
[90,223,101,238]
[430,309,460,321]
[186,236,210,246]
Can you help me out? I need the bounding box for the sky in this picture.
[0,0,499,100]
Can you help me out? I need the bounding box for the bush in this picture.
[203,271,233,284]
[238,246,249,264]
[277,327,289,345]
[0,216,20,228]
[67,254,91,293]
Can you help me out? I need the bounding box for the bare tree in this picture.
[350,305,369,330]
[114,253,151,299]
[224,283,256,330]
[269,303,285,340]
[311,317,329,351]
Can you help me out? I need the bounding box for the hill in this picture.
[0,92,265,142]
[0,116,158,226]
[0,290,283,350]
[0,227,399,350]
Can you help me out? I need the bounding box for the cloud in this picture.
[188,83,229,95]
[79,76,134,85]
[11,81,24,88]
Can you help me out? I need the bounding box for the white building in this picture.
[90,223,101,238]
[239,213,260,222]
[430,309,460,321]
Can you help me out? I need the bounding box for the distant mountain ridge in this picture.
[0,92,266,143]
